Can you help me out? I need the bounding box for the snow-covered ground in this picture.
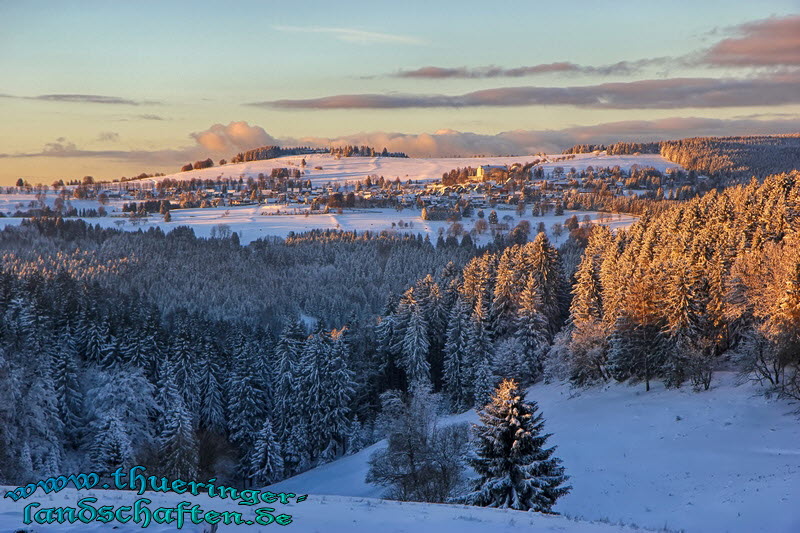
[0,193,129,215]
[272,373,800,533]
[0,488,650,532]
[128,152,682,187]
[0,151,661,244]
[0,204,636,247]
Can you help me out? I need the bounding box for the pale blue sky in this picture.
[1,0,799,183]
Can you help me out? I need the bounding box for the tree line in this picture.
[553,171,800,400]
[564,134,800,181]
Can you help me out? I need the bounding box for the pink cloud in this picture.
[704,15,800,66]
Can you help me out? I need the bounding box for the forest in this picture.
[564,134,800,181]
[0,214,581,490]
[554,171,800,399]
[229,145,408,166]
[0,168,797,507]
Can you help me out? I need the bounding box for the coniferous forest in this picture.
[0,169,798,504]
[565,134,800,181]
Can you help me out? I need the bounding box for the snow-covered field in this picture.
[0,489,650,533]
[130,152,682,187]
[272,373,800,533]
[0,194,129,215]
[0,204,636,247]
[0,152,663,243]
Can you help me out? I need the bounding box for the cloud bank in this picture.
[394,59,670,79]
[255,15,800,112]
[389,14,800,82]
[253,71,800,110]
[6,117,797,165]
[284,116,800,157]
[0,93,154,106]
[703,15,800,67]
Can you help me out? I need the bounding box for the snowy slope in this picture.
[0,488,646,532]
[272,373,800,533]
[131,152,682,186]
[0,205,637,247]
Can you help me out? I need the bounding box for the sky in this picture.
[1,0,799,184]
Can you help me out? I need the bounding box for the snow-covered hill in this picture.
[132,152,682,186]
[0,488,647,532]
[272,373,800,533]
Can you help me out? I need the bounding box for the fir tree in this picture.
[159,375,199,481]
[464,379,570,513]
[282,421,310,478]
[21,358,64,477]
[52,330,83,446]
[467,309,495,408]
[490,248,519,339]
[401,303,432,387]
[516,275,550,381]
[273,320,305,443]
[322,330,356,459]
[227,342,266,452]
[0,347,22,482]
[198,348,226,433]
[443,295,472,411]
[91,410,134,478]
[248,418,284,485]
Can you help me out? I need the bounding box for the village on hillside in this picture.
[2,151,703,223]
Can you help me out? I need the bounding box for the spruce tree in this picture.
[467,309,495,408]
[172,315,199,413]
[21,357,64,477]
[52,331,83,446]
[248,418,284,485]
[83,318,110,364]
[524,233,566,336]
[273,320,305,443]
[227,342,266,452]
[91,410,135,478]
[464,379,570,513]
[491,248,519,339]
[282,421,310,477]
[298,330,331,460]
[0,347,22,483]
[516,275,550,381]
[159,388,199,481]
[443,295,472,410]
[322,330,356,459]
[198,348,226,433]
[87,365,158,449]
[346,416,366,455]
[401,303,431,386]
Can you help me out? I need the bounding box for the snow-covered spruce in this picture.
[462,379,570,513]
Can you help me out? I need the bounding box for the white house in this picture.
[475,165,507,180]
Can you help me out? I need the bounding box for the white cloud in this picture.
[190,122,277,153]
[272,25,424,45]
